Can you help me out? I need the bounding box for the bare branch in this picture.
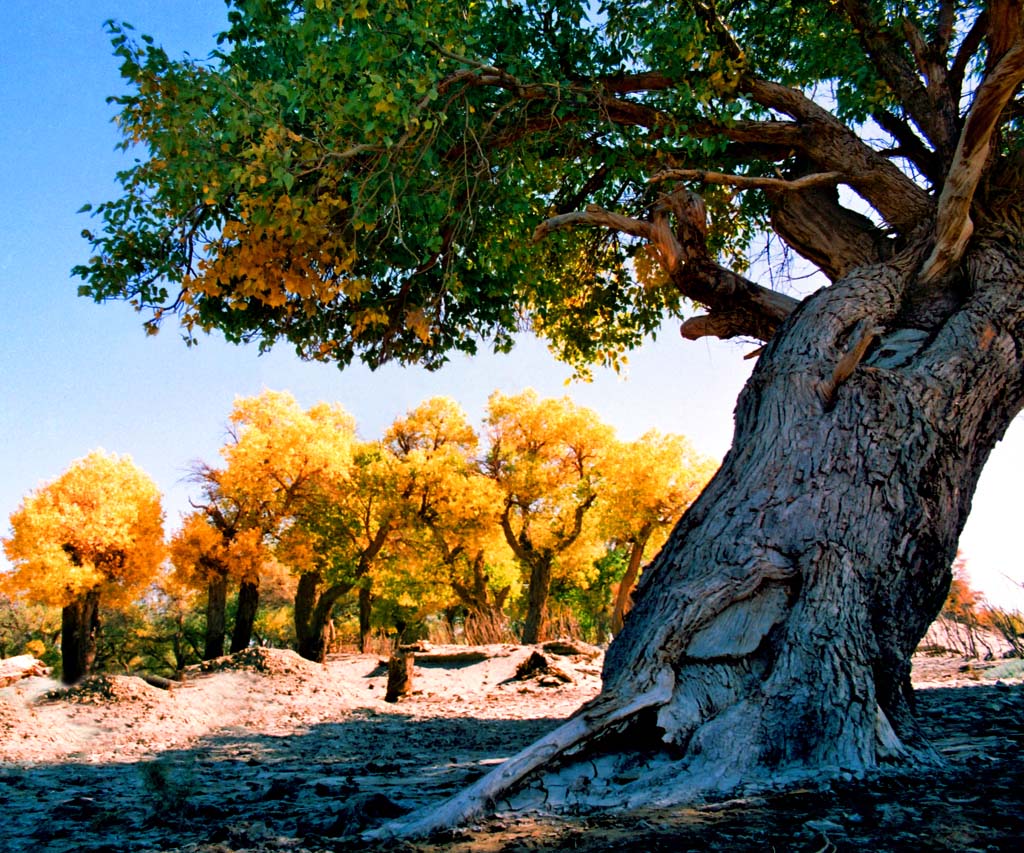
[533,204,656,243]
[921,35,1024,283]
[649,169,844,192]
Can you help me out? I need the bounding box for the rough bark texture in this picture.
[60,589,100,685]
[520,557,553,645]
[203,572,228,661]
[230,579,260,654]
[384,652,415,702]
[386,233,1024,837]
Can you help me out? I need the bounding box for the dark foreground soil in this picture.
[1,646,1022,853]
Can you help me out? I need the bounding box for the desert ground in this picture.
[1,636,1023,853]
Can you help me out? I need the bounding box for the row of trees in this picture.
[1,389,716,682]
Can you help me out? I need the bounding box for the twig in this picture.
[650,169,844,192]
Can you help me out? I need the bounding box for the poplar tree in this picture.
[75,0,1024,829]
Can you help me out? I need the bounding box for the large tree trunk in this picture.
[294,570,353,662]
[60,589,100,684]
[230,578,260,654]
[520,556,553,645]
[203,572,228,661]
[386,237,1024,836]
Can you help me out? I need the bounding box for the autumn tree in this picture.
[2,451,164,683]
[385,397,519,641]
[287,439,408,658]
[484,390,613,644]
[600,431,717,632]
[76,0,1024,830]
[169,511,266,659]
[176,390,353,658]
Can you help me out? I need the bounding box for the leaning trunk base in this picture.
[376,654,943,839]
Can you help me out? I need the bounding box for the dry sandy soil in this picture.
[1,641,1023,852]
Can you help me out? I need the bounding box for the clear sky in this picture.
[2,1,1022,610]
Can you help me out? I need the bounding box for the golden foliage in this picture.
[485,389,615,587]
[2,450,165,608]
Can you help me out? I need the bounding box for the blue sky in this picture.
[2,1,1022,609]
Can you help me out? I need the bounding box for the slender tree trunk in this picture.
[391,237,1024,835]
[60,589,100,684]
[521,556,553,645]
[358,583,373,653]
[203,572,228,660]
[230,578,260,653]
[611,528,652,634]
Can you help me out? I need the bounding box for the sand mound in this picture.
[44,673,165,705]
[186,645,325,677]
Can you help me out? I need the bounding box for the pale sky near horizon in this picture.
[2,1,1022,610]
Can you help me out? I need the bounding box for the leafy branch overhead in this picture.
[76,1,1023,374]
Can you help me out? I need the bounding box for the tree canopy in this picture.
[75,0,1016,373]
[2,450,165,609]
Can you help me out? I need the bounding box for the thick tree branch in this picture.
[648,166,889,281]
[745,78,933,231]
[921,34,1024,283]
[871,107,941,183]
[767,182,892,281]
[534,193,799,342]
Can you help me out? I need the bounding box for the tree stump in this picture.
[384,652,414,702]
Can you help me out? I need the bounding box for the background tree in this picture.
[484,390,613,644]
[600,431,717,632]
[285,439,402,659]
[385,397,519,642]
[176,390,353,657]
[75,0,1024,829]
[2,451,164,683]
[169,512,267,659]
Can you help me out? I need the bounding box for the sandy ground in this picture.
[1,642,1022,852]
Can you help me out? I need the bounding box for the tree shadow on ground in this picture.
[1,686,1022,853]
[0,710,563,852]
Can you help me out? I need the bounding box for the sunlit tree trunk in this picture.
[520,556,554,645]
[611,526,653,635]
[60,589,100,684]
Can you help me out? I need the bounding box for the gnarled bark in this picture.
[383,234,1024,838]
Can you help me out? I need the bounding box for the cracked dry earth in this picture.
[0,644,1022,853]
